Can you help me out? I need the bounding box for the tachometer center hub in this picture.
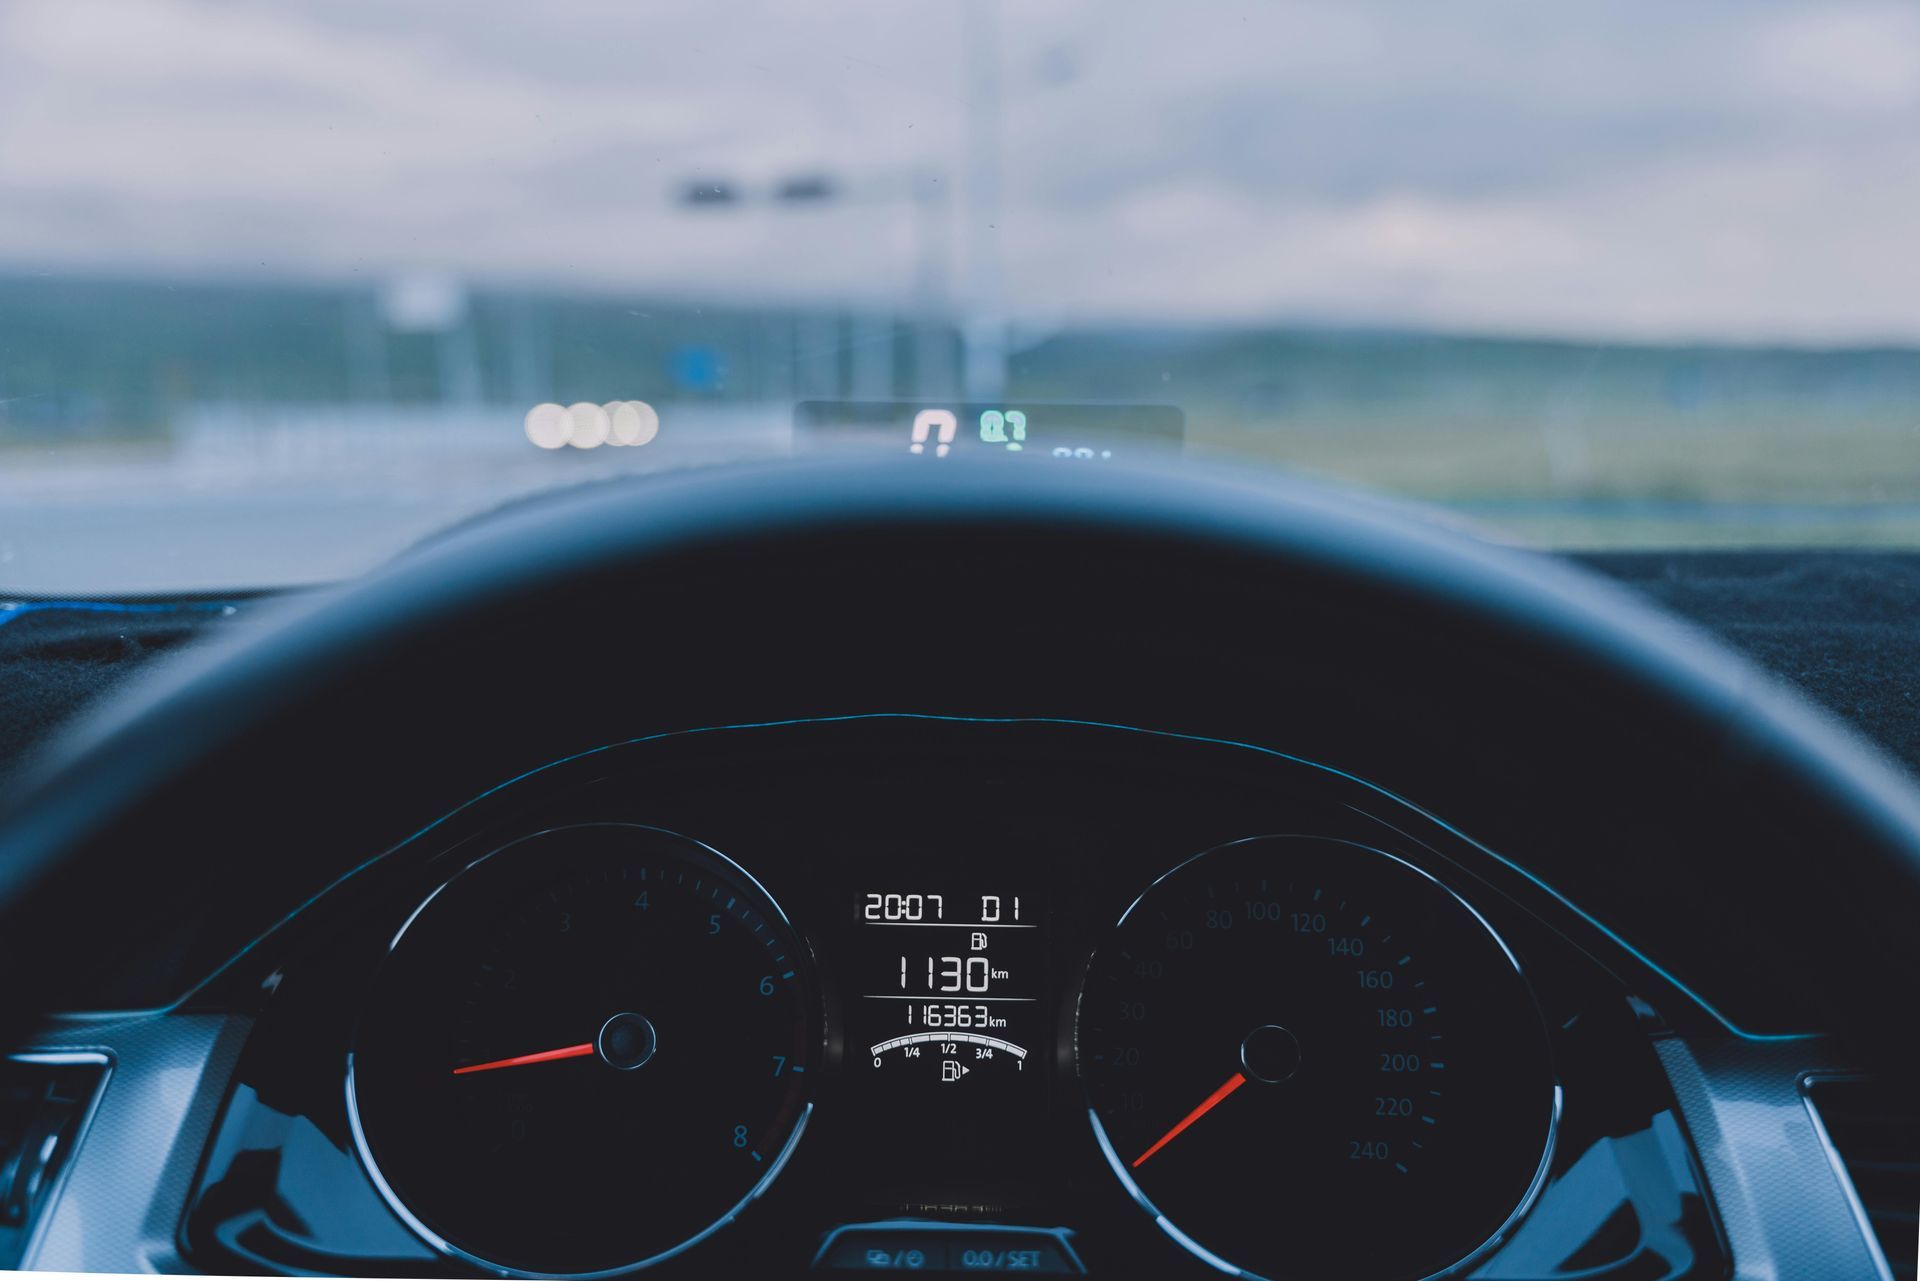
[597,1012,657,1071]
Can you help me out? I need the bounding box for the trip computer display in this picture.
[859,889,1040,1084]
[839,880,1051,1210]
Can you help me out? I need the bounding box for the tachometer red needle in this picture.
[1131,1072,1248,1169]
[452,1042,595,1076]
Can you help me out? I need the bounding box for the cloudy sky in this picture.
[2,0,1918,342]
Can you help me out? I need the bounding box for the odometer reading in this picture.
[1078,836,1556,1281]
[349,824,817,1277]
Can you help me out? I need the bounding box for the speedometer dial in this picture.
[1077,836,1556,1281]
[348,824,818,1277]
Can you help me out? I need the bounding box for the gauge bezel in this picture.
[1077,834,1562,1281]
[344,822,822,1279]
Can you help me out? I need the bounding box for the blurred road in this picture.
[7,401,1920,596]
[0,404,791,595]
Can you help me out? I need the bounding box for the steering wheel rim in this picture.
[2,459,1916,1058]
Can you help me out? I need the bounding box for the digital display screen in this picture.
[839,880,1051,1212]
[794,400,1183,464]
[857,890,1041,1081]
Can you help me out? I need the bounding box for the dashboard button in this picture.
[814,1222,1083,1274]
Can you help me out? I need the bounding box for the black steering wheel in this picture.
[1,459,1916,1064]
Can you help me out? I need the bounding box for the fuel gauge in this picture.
[870,1029,1031,1082]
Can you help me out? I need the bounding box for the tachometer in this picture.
[1077,836,1556,1281]
[348,823,818,1277]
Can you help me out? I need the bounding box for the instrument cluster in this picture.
[184,718,1724,1280]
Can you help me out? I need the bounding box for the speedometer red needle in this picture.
[1131,1072,1248,1169]
[452,1042,595,1076]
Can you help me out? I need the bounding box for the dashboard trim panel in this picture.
[166,715,1811,1049]
[1654,1036,1887,1281]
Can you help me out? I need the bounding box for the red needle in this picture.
[452,1042,595,1076]
[1131,1072,1248,1169]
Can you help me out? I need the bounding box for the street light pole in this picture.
[962,0,1008,404]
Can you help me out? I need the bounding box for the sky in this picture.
[1,0,1918,343]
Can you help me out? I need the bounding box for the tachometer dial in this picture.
[1077,836,1556,1281]
[348,824,818,1277]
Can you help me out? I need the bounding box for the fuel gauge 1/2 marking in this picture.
[1077,836,1557,1281]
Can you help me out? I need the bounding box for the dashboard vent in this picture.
[0,1053,108,1270]
[1805,1076,1919,1281]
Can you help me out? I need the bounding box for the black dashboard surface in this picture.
[8,551,1920,788]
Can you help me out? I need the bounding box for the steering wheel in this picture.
[1,459,1916,1067]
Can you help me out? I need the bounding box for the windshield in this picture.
[4,1,1918,593]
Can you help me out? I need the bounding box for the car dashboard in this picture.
[9,714,1880,1280]
[2,466,1914,1281]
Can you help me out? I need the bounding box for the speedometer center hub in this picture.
[1239,1023,1302,1085]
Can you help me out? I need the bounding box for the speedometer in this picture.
[1077,836,1557,1281]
